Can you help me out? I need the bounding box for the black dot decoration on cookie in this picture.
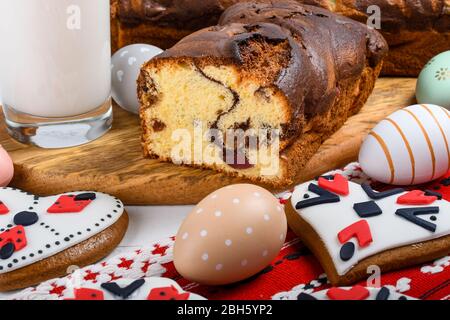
[339,242,355,261]
[395,207,440,232]
[430,216,437,221]
[64,237,70,242]
[303,194,310,199]
[0,242,15,260]
[296,184,340,209]
[361,183,405,200]
[424,190,443,200]
[297,292,318,300]
[74,193,97,201]
[375,287,390,300]
[398,296,408,301]
[101,279,145,299]
[353,201,382,218]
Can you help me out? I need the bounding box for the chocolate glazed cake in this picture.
[110,0,332,50]
[111,0,449,76]
[110,0,235,50]
[138,1,388,187]
[336,0,450,76]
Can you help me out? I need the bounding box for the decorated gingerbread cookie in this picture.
[286,174,450,286]
[61,277,205,300]
[297,286,416,301]
[0,188,128,291]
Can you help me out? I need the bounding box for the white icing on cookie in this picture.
[290,179,450,276]
[62,277,206,300]
[0,188,124,274]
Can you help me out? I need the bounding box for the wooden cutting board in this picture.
[0,78,417,205]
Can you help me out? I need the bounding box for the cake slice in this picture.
[138,1,388,187]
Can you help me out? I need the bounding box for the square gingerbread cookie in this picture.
[286,174,450,286]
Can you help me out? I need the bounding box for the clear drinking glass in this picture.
[0,0,112,148]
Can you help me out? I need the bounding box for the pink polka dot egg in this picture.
[174,184,287,285]
[0,145,13,187]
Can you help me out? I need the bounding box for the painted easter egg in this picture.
[174,184,287,285]
[359,104,449,185]
[416,51,450,110]
[0,145,13,187]
[111,44,163,114]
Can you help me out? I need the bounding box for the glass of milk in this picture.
[0,0,112,148]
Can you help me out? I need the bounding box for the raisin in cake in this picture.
[138,1,388,187]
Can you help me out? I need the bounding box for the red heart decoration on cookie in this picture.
[47,194,93,214]
[397,190,437,205]
[0,225,27,252]
[327,286,370,300]
[0,201,9,215]
[338,220,373,247]
[318,174,349,196]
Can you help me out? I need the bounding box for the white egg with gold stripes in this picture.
[359,104,449,185]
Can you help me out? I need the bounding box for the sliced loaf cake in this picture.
[138,1,388,187]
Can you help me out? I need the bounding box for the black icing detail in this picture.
[339,242,355,261]
[295,184,340,209]
[101,279,145,299]
[314,175,334,181]
[303,194,310,199]
[297,292,317,300]
[424,190,443,200]
[13,211,39,227]
[0,242,14,260]
[74,193,97,201]
[398,296,408,301]
[353,201,382,218]
[395,207,440,232]
[375,287,390,300]
[430,216,437,221]
[361,183,404,200]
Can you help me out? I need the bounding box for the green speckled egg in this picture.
[416,51,450,110]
